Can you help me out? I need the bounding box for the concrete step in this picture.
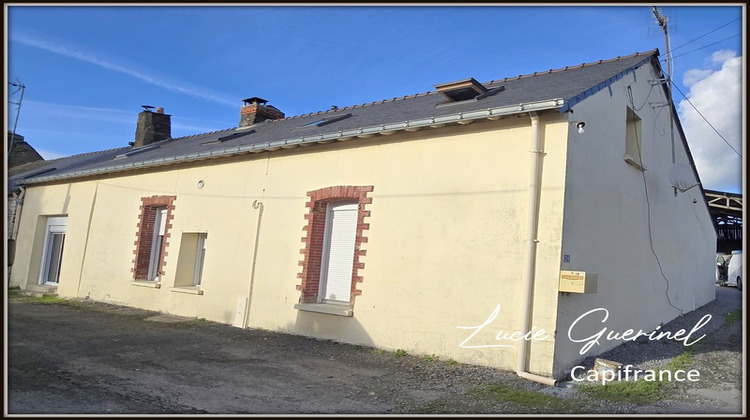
[24,284,58,297]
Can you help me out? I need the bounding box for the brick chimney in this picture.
[239,97,285,128]
[134,106,171,147]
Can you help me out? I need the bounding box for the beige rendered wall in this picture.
[553,62,717,378]
[10,114,570,376]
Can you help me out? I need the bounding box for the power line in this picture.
[670,34,742,60]
[670,80,742,158]
[669,17,741,53]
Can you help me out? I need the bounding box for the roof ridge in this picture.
[485,49,659,85]
[173,127,236,140]
[285,91,436,121]
[285,50,659,120]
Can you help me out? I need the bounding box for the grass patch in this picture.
[8,285,21,290]
[578,350,694,405]
[422,354,440,362]
[445,358,459,366]
[37,294,68,304]
[373,348,385,355]
[394,349,408,358]
[468,384,580,412]
[578,377,662,404]
[723,310,741,328]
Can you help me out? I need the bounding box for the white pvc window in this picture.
[319,202,358,304]
[147,208,168,281]
[193,233,207,286]
[39,216,67,286]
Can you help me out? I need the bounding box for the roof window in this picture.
[434,77,504,105]
[202,129,256,145]
[295,113,352,130]
[114,144,160,160]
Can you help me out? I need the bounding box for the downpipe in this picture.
[243,199,264,329]
[8,186,26,273]
[516,112,558,387]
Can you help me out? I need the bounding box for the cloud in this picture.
[677,50,742,193]
[23,100,134,123]
[12,33,236,107]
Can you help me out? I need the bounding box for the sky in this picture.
[5,4,744,193]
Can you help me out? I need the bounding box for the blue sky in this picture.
[6,5,744,193]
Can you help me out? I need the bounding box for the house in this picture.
[7,49,716,382]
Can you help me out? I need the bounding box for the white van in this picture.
[725,250,743,291]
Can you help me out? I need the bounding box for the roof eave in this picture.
[559,52,658,113]
[21,98,565,186]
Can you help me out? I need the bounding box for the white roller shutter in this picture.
[320,202,358,303]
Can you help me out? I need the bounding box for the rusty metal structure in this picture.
[705,189,743,253]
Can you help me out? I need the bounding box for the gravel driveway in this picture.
[6,286,743,414]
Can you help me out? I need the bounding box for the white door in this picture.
[39,217,67,286]
[147,208,167,281]
[319,202,358,304]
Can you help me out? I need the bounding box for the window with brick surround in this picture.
[132,195,176,281]
[296,186,373,310]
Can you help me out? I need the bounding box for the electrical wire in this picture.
[669,17,741,53]
[631,82,656,111]
[627,86,685,316]
[670,80,742,158]
[670,34,742,60]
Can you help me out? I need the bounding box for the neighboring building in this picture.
[7,132,45,268]
[8,50,716,382]
[704,189,742,254]
[7,131,44,168]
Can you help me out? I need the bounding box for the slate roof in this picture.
[10,49,661,190]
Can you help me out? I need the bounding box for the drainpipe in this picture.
[243,199,264,328]
[7,186,26,274]
[8,186,27,271]
[516,112,557,387]
[76,182,99,298]
[10,186,26,241]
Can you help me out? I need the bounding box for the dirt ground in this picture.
[6,287,745,415]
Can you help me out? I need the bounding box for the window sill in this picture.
[132,281,161,289]
[624,155,647,171]
[171,286,204,295]
[294,303,353,317]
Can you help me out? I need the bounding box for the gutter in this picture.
[21,99,564,186]
[516,112,558,387]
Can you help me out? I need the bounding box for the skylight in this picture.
[202,129,256,145]
[114,144,160,160]
[434,78,504,104]
[296,113,352,129]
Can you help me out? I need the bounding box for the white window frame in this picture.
[147,208,168,281]
[38,216,67,286]
[624,106,646,170]
[193,233,207,286]
[318,201,358,305]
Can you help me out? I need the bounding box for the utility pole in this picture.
[8,79,26,155]
[652,6,678,196]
